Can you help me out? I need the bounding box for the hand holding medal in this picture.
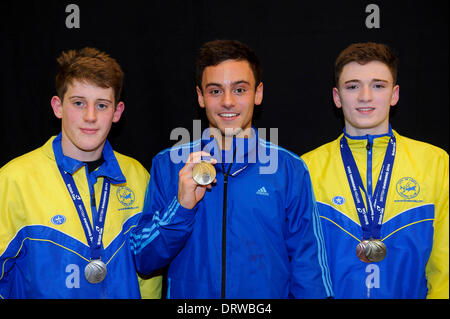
[178,151,217,209]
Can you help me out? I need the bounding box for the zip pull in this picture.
[91,191,96,208]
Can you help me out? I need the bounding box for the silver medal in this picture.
[84,259,107,284]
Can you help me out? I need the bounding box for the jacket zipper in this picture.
[220,146,236,299]
[221,171,229,299]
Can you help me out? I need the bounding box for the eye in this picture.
[209,89,222,95]
[373,83,386,89]
[234,87,247,94]
[73,100,85,107]
[345,84,358,90]
[97,103,108,110]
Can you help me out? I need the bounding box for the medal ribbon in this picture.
[340,135,396,240]
[57,165,110,260]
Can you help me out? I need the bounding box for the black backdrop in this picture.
[1,0,448,170]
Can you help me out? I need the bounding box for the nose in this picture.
[222,90,235,108]
[358,84,373,102]
[83,103,97,122]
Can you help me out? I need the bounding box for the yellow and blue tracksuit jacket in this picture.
[0,134,162,298]
[301,128,449,299]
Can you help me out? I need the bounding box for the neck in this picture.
[212,126,254,151]
[344,123,390,137]
[61,136,104,162]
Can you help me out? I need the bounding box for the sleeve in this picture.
[426,151,449,299]
[137,272,163,299]
[130,156,197,275]
[285,159,334,299]
[0,166,25,299]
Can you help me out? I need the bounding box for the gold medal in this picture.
[192,161,216,185]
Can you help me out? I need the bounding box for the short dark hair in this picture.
[55,47,124,104]
[334,42,398,86]
[196,40,262,90]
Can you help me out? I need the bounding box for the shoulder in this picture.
[155,139,200,159]
[301,136,340,167]
[152,140,200,169]
[113,151,149,179]
[258,138,309,174]
[0,142,52,182]
[396,133,448,160]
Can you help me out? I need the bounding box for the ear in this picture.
[196,86,205,108]
[112,101,125,123]
[332,87,342,108]
[51,96,63,119]
[390,85,399,106]
[254,82,263,106]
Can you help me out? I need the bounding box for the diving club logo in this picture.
[116,186,135,207]
[396,177,420,199]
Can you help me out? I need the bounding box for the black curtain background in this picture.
[1,0,448,170]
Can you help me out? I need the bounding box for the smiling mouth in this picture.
[219,112,239,120]
[356,107,375,113]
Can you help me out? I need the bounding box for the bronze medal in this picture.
[356,240,371,263]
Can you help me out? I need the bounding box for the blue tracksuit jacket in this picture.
[131,129,333,298]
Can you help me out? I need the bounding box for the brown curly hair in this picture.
[55,47,124,104]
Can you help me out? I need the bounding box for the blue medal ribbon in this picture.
[340,135,396,240]
[57,165,110,260]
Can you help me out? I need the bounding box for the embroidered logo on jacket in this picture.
[51,214,66,225]
[396,177,420,199]
[116,186,136,207]
[332,196,345,205]
[256,186,269,196]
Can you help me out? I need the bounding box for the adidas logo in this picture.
[256,186,269,196]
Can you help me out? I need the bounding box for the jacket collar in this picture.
[343,124,394,150]
[52,132,126,184]
[343,124,394,140]
[200,127,258,176]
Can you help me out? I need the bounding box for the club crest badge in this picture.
[116,186,135,207]
[396,177,420,199]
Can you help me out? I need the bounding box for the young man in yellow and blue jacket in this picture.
[0,48,164,298]
[301,42,448,298]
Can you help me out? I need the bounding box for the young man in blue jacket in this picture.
[131,40,333,298]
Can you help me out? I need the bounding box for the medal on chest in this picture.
[58,165,111,283]
[340,135,396,263]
